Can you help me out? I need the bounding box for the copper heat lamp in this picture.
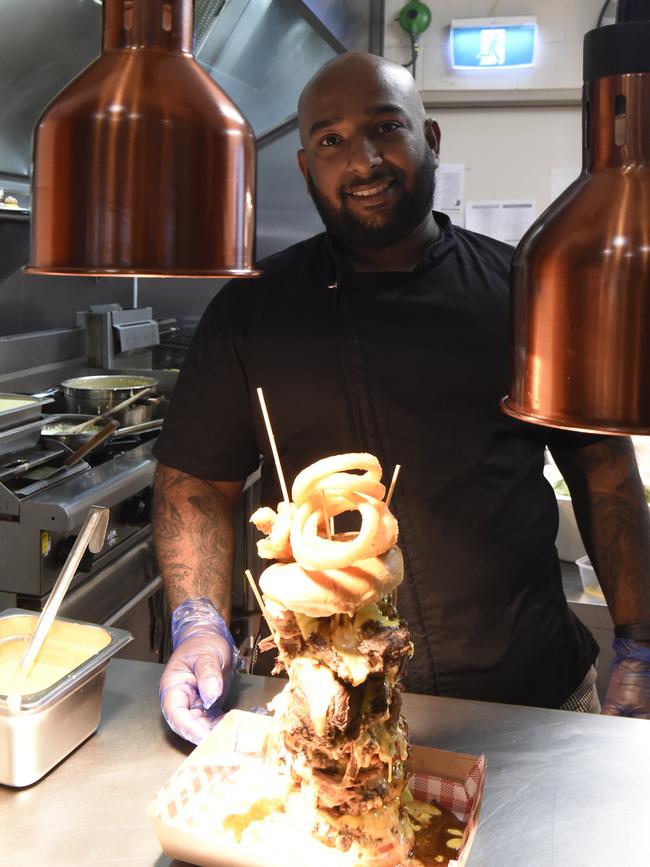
[26,0,258,277]
[502,0,650,433]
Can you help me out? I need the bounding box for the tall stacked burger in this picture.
[251,453,415,866]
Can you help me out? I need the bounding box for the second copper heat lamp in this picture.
[503,0,650,434]
[26,0,258,278]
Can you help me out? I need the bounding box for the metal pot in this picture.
[41,414,164,451]
[40,415,105,451]
[60,375,158,427]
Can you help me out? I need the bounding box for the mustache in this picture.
[341,170,399,195]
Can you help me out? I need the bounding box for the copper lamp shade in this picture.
[503,0,650,433]
[26,0,258,277]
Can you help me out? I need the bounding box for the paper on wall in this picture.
[433,163,465,222]
[465,200,536,245]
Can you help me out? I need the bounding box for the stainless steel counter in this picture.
[1,659,648,866]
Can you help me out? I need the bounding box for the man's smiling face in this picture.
[297,55,440,248]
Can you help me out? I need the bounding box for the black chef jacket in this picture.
[153,212,600,709]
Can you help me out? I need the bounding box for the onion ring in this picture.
[291,453,385,505]
[291,492,397,570]
[250,501,296,561]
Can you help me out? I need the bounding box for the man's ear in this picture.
[297,149,309,184]
[425,119,441,169]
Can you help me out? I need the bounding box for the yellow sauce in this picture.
[0,397,33,411]
[0,615,111,696]
[223,797,285,843]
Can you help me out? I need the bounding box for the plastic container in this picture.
[575,556,605,599]
[556,495,587,562]
[0,609,132,787]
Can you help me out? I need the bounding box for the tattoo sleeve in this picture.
[152,462,243,619]
[550,437,650,625]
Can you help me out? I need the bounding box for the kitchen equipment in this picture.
[70,386,154,433]
[0,364,174,670]
[504,0,650,433]
[0,445,68,485]
[77,305,160,370]
[40,414,104,451]
[0,608,132,787]
[25,0,257,277]
[576,555,605,599]
[0,416,61,457]
[38,420,119,482]
[41,415,164,451]
[60,374,158,426]
[14,506,110,689]
[114,418,164,438]
[0,393,54,433]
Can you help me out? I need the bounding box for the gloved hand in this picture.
[601,638,650,719]
[159,598,244,744]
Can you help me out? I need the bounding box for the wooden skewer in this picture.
[256,387,290,505]
[385,464,401,508]
[244,569,274,630]
[320,489,332,540]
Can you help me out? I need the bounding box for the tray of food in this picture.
[148,447,485,866]
[147,709,484,867]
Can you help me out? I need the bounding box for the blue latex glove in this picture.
[601,638,650,719]
[159,598,244,744]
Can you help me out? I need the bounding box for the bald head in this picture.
[295,52,440,258]
[298,52,426,146]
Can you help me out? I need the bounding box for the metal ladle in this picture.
[8,506,110,710]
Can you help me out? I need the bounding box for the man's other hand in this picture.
[602,638,650,719]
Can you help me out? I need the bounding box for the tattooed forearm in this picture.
[551,437,650,624]
[152,463,244,618]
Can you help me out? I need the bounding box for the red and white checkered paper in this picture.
[152,760,242,828]
[408,755,486,824]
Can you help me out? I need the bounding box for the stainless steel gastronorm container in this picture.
[0,609,132,787]
[0,393,53,433]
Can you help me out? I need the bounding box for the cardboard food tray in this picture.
[147,710,485,867]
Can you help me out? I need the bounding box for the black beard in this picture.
[307,147,436,248]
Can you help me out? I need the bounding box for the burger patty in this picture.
[272,611,413,685]
[284,674,401,748]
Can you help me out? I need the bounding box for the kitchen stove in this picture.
[0,368,175,663]
[0,347,263,667]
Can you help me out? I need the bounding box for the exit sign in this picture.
[451,17,537,70]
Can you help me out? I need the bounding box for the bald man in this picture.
[153,53,650,743]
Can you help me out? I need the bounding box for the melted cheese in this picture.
[0,616,111,696]
[293,612,320,640]
[330,619,369,686]
[352,603,399,630]
[325,798,401,835]
[327,604,398,686]
[289,658,335,737]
